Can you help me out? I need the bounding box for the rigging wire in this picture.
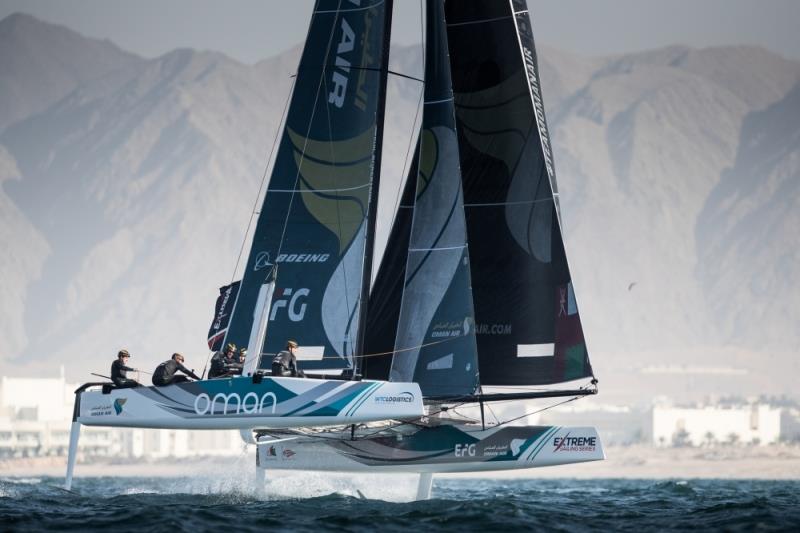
[485,401,500,426]
[320,19,357,365]
[251,332,461,362]
[201,73,298,379]
[274,2,342,263]
[384,0,426,234]
[255,387,591,444]
[491,395,584,428]
[203,4,337,376]
[228,74,297,288]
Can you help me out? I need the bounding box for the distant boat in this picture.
[66,0,603,499]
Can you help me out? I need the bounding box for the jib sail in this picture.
[388,0,479,397]
[224,0,392,372]
[444,0,594,386]
[362,140,419,382]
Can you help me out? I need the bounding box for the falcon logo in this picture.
[113,398,127,415]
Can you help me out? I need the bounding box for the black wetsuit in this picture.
[111,359,139,388]
[208,352,242,378]
[271,350,303,377]
[152,359,201,386]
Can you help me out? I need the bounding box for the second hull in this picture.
[257,424,604,473]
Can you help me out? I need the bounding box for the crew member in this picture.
[152,353,200,386]
[271,340,304,378]
[110,349,140,388]
[209,343,240,378]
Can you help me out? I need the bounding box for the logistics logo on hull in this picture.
[374,392,415,404]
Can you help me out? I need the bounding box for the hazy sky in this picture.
[0,0,799,63]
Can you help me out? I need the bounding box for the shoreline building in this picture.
[0,373,243,459]
[652,403,781,447]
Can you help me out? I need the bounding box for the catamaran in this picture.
[67,0,603,499]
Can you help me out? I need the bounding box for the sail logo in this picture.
[254,251,273,271]
[476,323,512,335]
[328,0,370,110]
[516,20,555,180]
[276,253,329,264]
[212,285,235,329]
[193,391,277,416]
[329,16,355,108]
[270,288,309,322]
[254,252,329,272]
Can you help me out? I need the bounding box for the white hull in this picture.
[64,376,423,490]
[76,376,423,430]
[256,424,604,474]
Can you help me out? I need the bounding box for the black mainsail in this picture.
[224,0,392,372]
[221,0,594,392]
[444,0,594,386]
[387,0,479,397]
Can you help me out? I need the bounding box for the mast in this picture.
[354,0,394,376]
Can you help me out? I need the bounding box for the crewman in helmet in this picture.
[271,340,305,378]
[209,342,241,378]
[110,349,140,388]
[152,353,200,386]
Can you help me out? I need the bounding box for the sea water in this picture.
[1,475,798,531]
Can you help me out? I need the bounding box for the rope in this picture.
[492,395,584,428]
[229,75,296,288]
[253,393,589,444]
[253,333,462,363]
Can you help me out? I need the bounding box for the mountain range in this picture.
[1,13,798,401]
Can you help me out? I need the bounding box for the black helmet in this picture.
[225,343,236,353]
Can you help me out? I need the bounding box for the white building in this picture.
[539,403,650,445]
[652,404,781,447]
[0,373,243,459]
